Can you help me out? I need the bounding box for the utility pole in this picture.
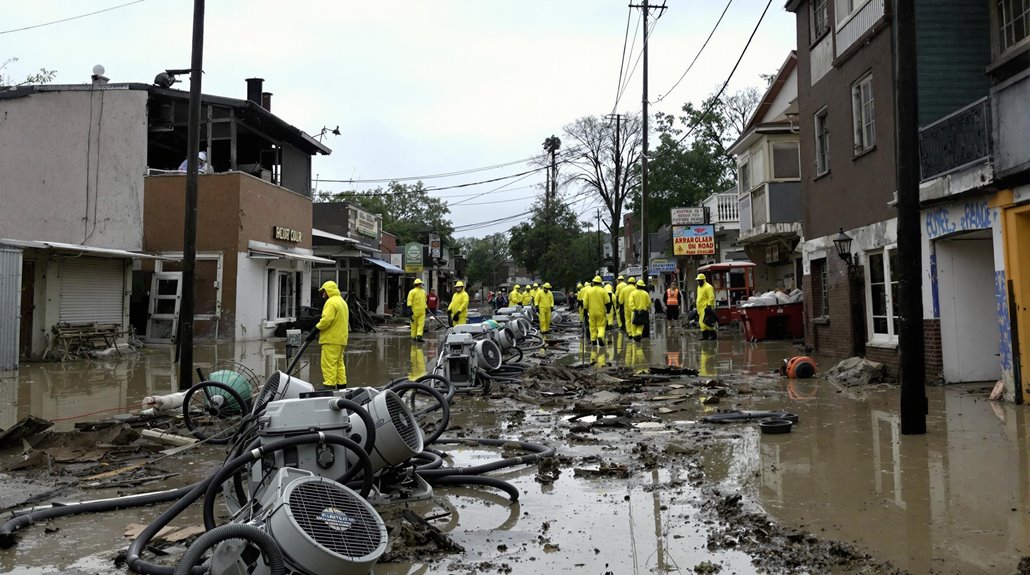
[596,208,602,274]
[893,0,926,433]
[177,0,205,391]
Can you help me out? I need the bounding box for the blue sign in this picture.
[650,262,677,273]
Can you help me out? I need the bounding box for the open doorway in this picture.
[935,230,999,383]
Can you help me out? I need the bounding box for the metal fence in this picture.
[919,97,992,181]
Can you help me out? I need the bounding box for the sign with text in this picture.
[671,207,705,225]
[672,225,716,256]
[403,242,424,273]
[428,233,441,259]
[273,226,303,243]
[650,259,677,273]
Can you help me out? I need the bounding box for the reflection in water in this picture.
[408,346,426,381]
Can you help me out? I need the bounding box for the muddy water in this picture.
[3,319,1028,574]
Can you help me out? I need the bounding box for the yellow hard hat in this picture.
[513,284,520,290]
[637,279,646,287]
[454,280,464,288]
[592,275,602,284]
[543,282,551,289]
[533,282,539,287]
[696,273,706,281]
[628,276,636,283]
[413,278,423,285]
[617,275,624,280]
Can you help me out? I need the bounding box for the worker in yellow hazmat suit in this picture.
[407,278,428,342]
[620,276,636,331]
[584,276,610,346]
[604,282,615,327]
[577,281,589,337]
[696,273,717,340]
[448,280,469,326]
[538,282,554,333]
[309,280,349,387]
[510,284,523,306]
[627,279,651,341]
[614,276,628,331]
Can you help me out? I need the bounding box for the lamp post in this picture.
[833,228,854,269]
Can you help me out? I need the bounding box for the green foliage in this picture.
[508,190,595,289]
[460,234,509,288]
[0,57,56,87]
[317,181,454,246]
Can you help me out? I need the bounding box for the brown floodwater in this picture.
[1,318,1026,574]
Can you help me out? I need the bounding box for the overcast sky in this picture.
[3,0,797,239]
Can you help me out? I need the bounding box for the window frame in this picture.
[864,247,900,343]
[738,158,752,193]
[995,0,1030,55]
[851,73,876,153]
[814,107,830,176]
[771,141,801,180]
[811,0,831,43]
[267,269,300,321]
[815,258,830,318]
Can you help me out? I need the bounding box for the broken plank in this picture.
[140,429,197,447]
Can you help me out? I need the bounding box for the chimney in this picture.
[261,92,272,112]
[245,78,263,104]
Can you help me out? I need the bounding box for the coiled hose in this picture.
[172,523,285,575]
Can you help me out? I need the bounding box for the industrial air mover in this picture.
[214,468,387,575]
[251,371,315,414]
[241,388,424,507]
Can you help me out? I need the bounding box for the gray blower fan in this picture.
[213,467,387,575]
[252,371,315,414]
[230,388,424,511]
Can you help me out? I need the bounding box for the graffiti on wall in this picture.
[995,270,1013,373]
[924,199,996,239]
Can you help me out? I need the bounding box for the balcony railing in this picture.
[919,97,992,181]
[704,192,739,223]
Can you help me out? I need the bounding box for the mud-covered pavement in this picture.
[1,316,1029,575]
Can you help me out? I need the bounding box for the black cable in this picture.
[172,523,285,575]
[424,475,520,502]
[418,438,555,478]
[655,0,734,103]
[0,0,147,35]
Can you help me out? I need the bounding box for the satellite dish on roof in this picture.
[92,64,105,76]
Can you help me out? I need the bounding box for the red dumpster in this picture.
[739,302,804,342]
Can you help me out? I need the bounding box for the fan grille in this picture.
[288,481,384,559]
[384,392,421,450]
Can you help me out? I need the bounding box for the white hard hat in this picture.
[198,151,208,161]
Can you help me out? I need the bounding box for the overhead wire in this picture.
[654,0,734,103]
[610,7,636,116]
[326,155,543,184]
[0,0,148,35]
[654,0,774,160]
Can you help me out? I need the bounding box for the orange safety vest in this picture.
[665,288,679,306]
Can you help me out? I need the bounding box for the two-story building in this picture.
[730,51,803,293]
[0,76,331,361]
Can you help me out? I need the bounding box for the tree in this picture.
[459,234,510,289]
[631,87,760,232]
[509,188,590,288]
[562,114,643,275]
[0,57,56,87]
[317,181,454,246]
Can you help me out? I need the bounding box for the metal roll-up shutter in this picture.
[59,257,126,324]
[0,248,21,370]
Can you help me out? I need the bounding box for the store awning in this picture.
[364,257,404,274]
[0,238,167,259]
[248,247,335,264]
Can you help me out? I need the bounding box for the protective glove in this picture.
[452,313,460,324]
[305,328,319,342]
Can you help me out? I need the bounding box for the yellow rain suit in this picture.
[315,281,350,387]
[604,284,615,326]
[448,289,469,326]
[614,279,628,329]
[696,279,716,334]
[584,283,610,342]
[509,287,523,306]
[619,277,636,330]
[407,284,428,339]
[628,285,651,338]
[538,288,554,333]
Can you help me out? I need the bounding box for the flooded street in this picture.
[2,319,1028,574]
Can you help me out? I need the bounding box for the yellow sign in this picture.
[672,225,716,256]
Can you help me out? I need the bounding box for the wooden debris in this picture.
[140,429,198,447]
[0,416,54,448]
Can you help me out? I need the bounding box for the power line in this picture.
[654,0,734,103]
[0,0,147,35]
[611,7,635,116]
[657,0,773,157]
[615,16,661,113]
[324,155,541,184]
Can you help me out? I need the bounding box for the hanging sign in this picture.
[673,225,716,256]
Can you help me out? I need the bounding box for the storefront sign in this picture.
[404,242,424,273]
[671,207,705,225]
[650,259,677,273]
[429,233,441,259]
[354,210,379,238]
[273,226,303,243]
[673,225,716,256]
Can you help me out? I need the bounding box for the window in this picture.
[772,142,801,179]
[814,108,830,175]
[835,0,858,25]
[739,160,751,192]
[267,270,299,320]
[812,258,830,317]
[997,0,1030,53]
[852,73,875,153]
[811,0,830,41]
[866,248,900,341]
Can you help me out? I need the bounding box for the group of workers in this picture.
[306,272,717,388]
[574,273,718,346]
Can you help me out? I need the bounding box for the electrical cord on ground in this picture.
[172,523,285,575]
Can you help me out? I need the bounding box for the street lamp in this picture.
[833,228,855,268]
